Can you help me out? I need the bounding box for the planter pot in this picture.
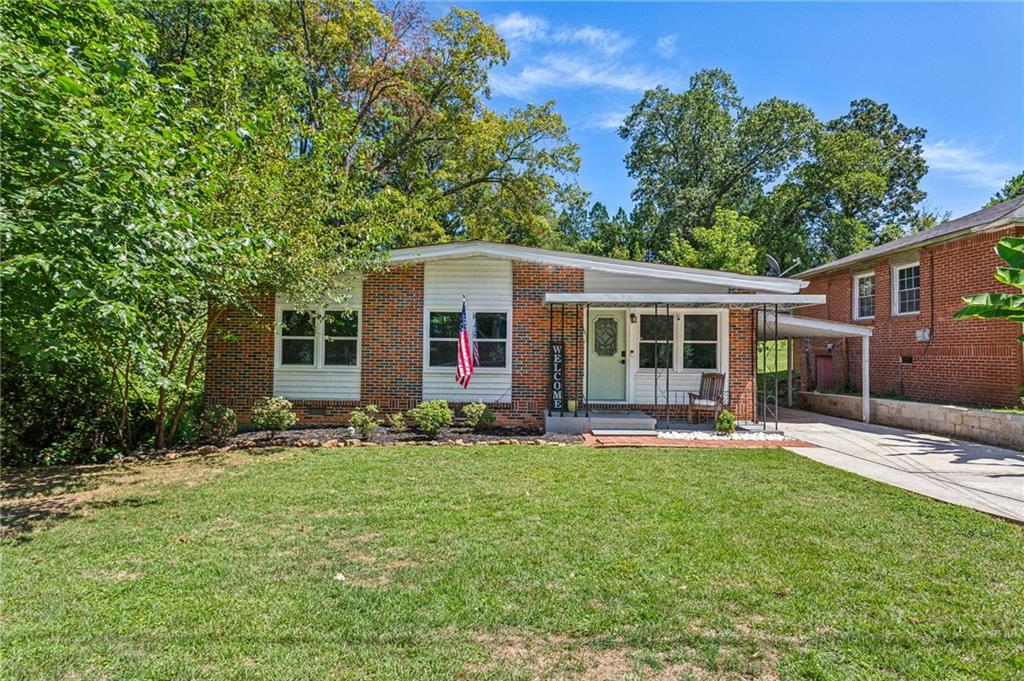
[567,399,578,413]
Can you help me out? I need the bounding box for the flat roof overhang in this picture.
[543,293,826,310]
[758,311,872,339]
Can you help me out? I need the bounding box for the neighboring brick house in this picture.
[795,195,1024,407]
[205,241,828,431]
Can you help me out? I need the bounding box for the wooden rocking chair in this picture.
[686,372,727,424]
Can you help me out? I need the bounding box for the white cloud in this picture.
[590,110,628,130]
[490,53,668,98]
[924,140,1015,188]
[494,12,549,42]
[553,26,633,56]
[655,34,679,58]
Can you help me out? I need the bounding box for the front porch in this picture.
[539,292,855,434]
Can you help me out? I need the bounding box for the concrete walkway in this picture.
[778,407,1024,523]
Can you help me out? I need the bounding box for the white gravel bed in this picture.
[657,430,790,441]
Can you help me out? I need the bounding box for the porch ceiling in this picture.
[758,311,872,339]
[543,293,826,310]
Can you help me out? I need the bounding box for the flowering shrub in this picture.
[251,396,296,434]
[407,400,453,438]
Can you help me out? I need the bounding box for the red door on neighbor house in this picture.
[815,356,835,391]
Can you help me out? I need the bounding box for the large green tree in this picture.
[987,171,1024,206]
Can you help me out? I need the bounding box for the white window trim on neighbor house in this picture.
[891,261,921,316]
[852,271,876,320]
[422,308,513,374]
[274,301,361,372]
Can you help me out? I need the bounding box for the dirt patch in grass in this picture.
[469,633,771,680]
[0,453,257,538]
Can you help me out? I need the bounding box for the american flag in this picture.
[456,298,478,387]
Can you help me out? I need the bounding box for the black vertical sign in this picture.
[550,342,564,411]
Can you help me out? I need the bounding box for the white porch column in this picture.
[861,335,870,423]
[787,337,794,407]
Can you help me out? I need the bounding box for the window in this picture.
[324,310,358,366]
[428,311,509,369]
[278,307,359,368]
[894,263,920,315]
[853,273,875,319]
[280,310,315,365]
[474,312,508,368]
[682,314,718,369]
[639,314,673,369]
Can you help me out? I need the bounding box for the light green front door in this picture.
[588,310,627,401]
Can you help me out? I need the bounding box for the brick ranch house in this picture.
[205,241,857,431]
[795,194,1024,407]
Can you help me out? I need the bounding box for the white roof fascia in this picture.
[388,242,805,294]
[544,293,826,308]
[760,311,872,338]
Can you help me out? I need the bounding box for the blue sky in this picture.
[433,2,1023,219]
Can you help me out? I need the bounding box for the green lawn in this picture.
[2,446,1022,680]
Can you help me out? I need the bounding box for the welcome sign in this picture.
[550,342,564,411]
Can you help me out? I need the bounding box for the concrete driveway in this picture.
[778,407,1024,523]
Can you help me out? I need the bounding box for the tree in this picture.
[955,237,1024,339]
[987,171,1024,207]
[620,69,816,242]
[660,209,760,275]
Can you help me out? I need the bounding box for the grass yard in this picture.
[2,445,1022,680]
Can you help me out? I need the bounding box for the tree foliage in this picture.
[987,171,1024,207]
[1,0,580,462]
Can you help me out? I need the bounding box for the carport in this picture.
[758,312,873,424]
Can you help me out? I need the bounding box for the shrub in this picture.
[198,405,237,444]
[407,400,454,438]
[251,396,296,434]
[462,402,495,431]
[349,404,381,440]
[387,412,406,432]
[716,409,736,434]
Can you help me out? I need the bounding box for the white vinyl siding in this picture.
[273,279,362,401]
[584,270,727,294]
[422,257,512,402]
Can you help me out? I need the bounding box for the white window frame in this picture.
[852,272,876,320]
[637,313,675,371]
[423,308,512,373]
[275,303,361,371]
[891,262,921,316]
[635,311,723,373]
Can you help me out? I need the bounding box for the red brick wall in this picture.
[204,294,275,422]
[509,261,585,428]
[361,264,424,413]
[728,309,756,421]
[797,226,1023,406]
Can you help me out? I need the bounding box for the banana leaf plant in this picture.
[955,237,1024,339]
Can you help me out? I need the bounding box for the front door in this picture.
[588,310,627,401]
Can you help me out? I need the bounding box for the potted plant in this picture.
[566,397,578,413]
[715,409,736,436]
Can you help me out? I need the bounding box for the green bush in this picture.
[462,402,495,431]
[251,396,296,434]
[198,405,237,444]
[349,404,381,440]
[387,412,407,432]
[716,409,736,434]
[407,400,454,438]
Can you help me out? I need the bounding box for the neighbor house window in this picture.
[682,314,718,370]
[853,273,875,319]
[323,310,359,366]
[893,263,920,315]
[639,314,673,369]
[279,307,359,368]
[280,310,315,365]
[428,311,509,368]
